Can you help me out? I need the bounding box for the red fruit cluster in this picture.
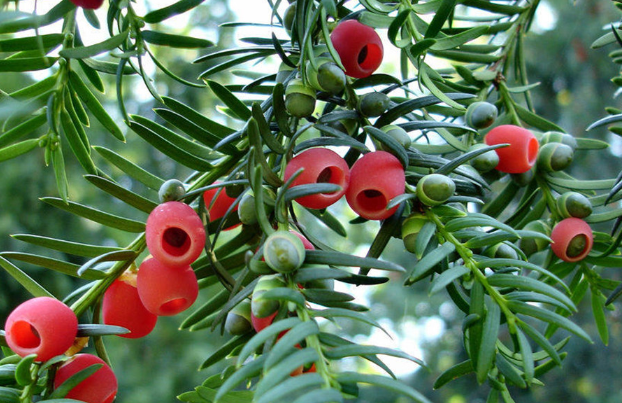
[54,354,118,403]
[4,297,78,362]
[285,149,405,221]
[484,125,539,174]
[330,20,384,78]
[70,0,105,9]
[137,201,204,317]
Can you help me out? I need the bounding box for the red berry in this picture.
[202,183,240,230]
[251,311,277,333]
[136,258,199,316]
[330,20,384,78]
[484,125,539,174]
[70,0,104,9]
[290,230,315,250]
[284,148,350,209]
[550,218,593,262]
[145,201,206,269]
[345,151,405,220]
[4,297,78,362]
[54,354,118,403]
[102,274,158,339]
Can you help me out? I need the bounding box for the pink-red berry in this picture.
[4,297,78,362]
[145,201,206,269]
[484,125,539,174]
[136,258,199,316]
[345,151,405,220]
[54,354,118,403]
[330,20,383,78]
[202,183,240,230]
[70,0,104,9]
[102,273,158,339]
[550,218,593,262]
[251,311,277,333]
[284,148,350,209]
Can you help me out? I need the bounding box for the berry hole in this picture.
[566,234,588,258]
[357,189,387,212]
[11,321,41,349]
[162,227,190,257]
[358,44,382,70]
[316,166,345,194]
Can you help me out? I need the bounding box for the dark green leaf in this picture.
[405,242,455,284]
[433,359,473,389]
[425,0,459,39]
[11,233,121,258]
[199,333,253,370]
[0,253,54,298]
[304,250,405,272]
[292,388,344,403]
[336,372,431,403]
[40,197,146,233]
[143,0,206,23]
[0,252,104,280]
[206,80,251,121]
[429,265,470,295]
[476,300,500,384]
[0,57,58,72]
[84,175,157,213]
[60,30,128,59]
[142,30,213,48]
[93,146,164,190]
[0,138,39,162]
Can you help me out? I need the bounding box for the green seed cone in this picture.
[519,220,551,256]
[537,142,574,172]
[465,101,498,129]
[381,125,411,149]
[416,174,456,206]
[251,274,284,318]
[357,92,390,118]
[401,213,428,253]
[468,144,499,173]
[285,78,317,118]
[225,300,252,335]
[557,192,592,219]
[158,179,186,202]
[263,230,306,273]
[540,131,577,151]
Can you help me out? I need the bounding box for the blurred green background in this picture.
[1,0,622,402]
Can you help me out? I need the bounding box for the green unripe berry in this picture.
[238,192,257,225]
[357,92,390,118]
[483,243,518,260]
[276,61,296,84]
[401,213,428,253]
[158,179,186,202]
[307,58,346,95]
[285,78,317,118]
[251,274,284,318]
[537,142,574,172]
[465,101,498,129]
[468,144,499,173]
[263,230,306,273]
[556,192,592,219]
[519,220,551,256]
[540,131,577,151]
[225,300,252,335]
[416,174,456,206]
[381,125,411,149]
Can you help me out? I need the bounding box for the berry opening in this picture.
[316,166,345,194]
[11,321,41,348]
[357,189,387,212]
[358,44,382,71]
[566,234,588,258]
[159,298,189,315]
[162,227,191,257]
